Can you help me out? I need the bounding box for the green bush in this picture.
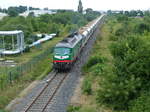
[109,34,118,41]
[90,63,105,76]
[82,77,92,95]
[67,105,80,112]
[97,72,141,110]
[129,91,150,112]
[67,105,96,112]
[0,95,10,110]
[135,23,150,34]
[83,56,105,71]
[97,25,150,110]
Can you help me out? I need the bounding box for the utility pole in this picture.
[78,0,83,14]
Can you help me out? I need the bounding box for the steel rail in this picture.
[24,72,68,112]
[24,71,58,112]
[41,73,68,112]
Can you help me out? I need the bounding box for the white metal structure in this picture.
[0,30,24,55]
[29,34,56,47]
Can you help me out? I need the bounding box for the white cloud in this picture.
[0,0,150,11]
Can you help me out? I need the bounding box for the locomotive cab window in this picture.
[54,48,70,55]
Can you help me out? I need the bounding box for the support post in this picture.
[12,35,15,50]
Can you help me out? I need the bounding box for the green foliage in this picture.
[78,106,97,112]
[90,64,105,76]
[28,12,35,17]
[67,105,96,112]
[96,14,150,110]
[129,91,150,112]
[97,72,141,110]
[0,110,7,112]
[82,56,106,95]
[84,10,100,22]
[109,34,118,41]
[0,74,7,90]
[8,6,27,14]
[67,105,80,112]
[99,35,150,109]
[84,56,105,70]
[135,22,150,34]
[0,95,10,110]
[82,76,92,95]
[8,8,18,17]
[107,10,144,17]
[7,6,28,17]
[116,14,128,22]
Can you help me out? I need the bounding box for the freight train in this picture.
[53,15,105,71]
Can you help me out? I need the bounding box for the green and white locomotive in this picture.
[53,32,83,70]
[53,15,105,70]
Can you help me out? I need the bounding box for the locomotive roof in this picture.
[55,32,82,48]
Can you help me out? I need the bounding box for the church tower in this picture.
[78,0,83,13]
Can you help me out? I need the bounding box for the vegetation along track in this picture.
[24,71,68,112]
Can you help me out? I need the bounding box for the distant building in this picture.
[19,10,56,17]
[111,10,122,14]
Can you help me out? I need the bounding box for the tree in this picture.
[8,8,18,17]
[28,12,35,17]
[84,8,100,21]
[78,0,83,13]
[44,7,48,10]
[129,10,137,17]
[137,10,144,17]
[18,6,27,13]
[7,6,27,16]
[124,11,130,16]
[85,8,93,14]
[107,10,112,15]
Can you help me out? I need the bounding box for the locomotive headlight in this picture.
[62,56,69,59]
[54,55,61,58]
[54,55,69,59]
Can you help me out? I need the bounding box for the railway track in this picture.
[24,71,68,112]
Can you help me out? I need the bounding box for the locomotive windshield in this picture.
[54,48,70,55]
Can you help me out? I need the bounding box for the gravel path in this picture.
[8,20,104,112]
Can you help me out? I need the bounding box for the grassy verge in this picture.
[67,21,114,112]
[0,37,63,110]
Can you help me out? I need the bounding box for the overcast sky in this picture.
[0,0,150,11]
